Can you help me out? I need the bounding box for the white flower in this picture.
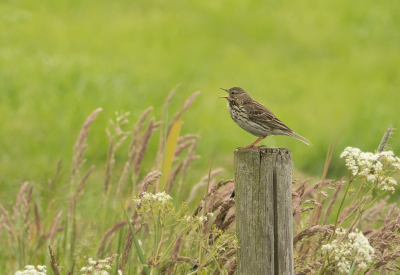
[335,227,346,235]
[37,266,46,272]
[118,271,123,275]
[341,147,400,193]
[322,229,374,273]
[359,262,367,269]
[15,265,49,275]
[198,216,207,222]
[136,192,173,206]
[366,174,376,182]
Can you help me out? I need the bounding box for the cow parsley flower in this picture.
[15,265,47,275]
[341,147,400,193]
[80,255,119,275]
[139,191,172,205]
[322,229,374,273]
[335,227,346,236]
[132,191,177,220]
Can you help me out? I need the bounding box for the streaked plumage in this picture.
[220,87,312,149]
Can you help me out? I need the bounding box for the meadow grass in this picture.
[1,0,400,195]
[3,106,400,274]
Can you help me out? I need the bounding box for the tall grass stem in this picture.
[121,200,150,275]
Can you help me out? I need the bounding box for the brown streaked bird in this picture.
[219,87,312,149]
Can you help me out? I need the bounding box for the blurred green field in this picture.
[1,0,400,195]
[2,1,400,273]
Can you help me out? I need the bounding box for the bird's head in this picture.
[219,87,250,104]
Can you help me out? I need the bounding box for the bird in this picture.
[219,87,312,149]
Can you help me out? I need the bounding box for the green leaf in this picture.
[160,116,182,190]
[348,261,356,275]
[121,200,150,275]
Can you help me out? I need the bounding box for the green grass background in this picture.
[1,0,400,196]
[2,0,400,272]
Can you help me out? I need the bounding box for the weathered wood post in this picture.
[234,147,294,275]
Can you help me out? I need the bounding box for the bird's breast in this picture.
[228,103,270,137]
[227,103,239,122]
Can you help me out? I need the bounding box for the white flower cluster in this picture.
[335,227,346,236]
[341,147,400,193]
[322,229,374,273]
[15,265,47,275]
[80,256,121,275]
[185,213,214,224]
[133,191,172,205]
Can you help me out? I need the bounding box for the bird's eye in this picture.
[231,92,235,95]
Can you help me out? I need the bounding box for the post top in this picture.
[234,146,291,155]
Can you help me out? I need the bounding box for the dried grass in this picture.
[116,107,159,196]
[294,224,334,245]
[76,165,95,198]
[34,201,42,236]
[211,199,235,230]
[134,118,156,175]
[49,211,63,245]
[192,179,233,217]
[187,168,225,204]
[323,183,342,224]
[48,246,61,275]
[226,257,237,275]
[71,108,102,184]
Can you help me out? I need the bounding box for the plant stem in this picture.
[158,226,190,263]
[334,177,354,229]
[121,200,150,275]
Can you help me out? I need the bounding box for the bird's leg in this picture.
[238,136,266,150]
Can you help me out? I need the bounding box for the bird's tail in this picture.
[286,131,313,146]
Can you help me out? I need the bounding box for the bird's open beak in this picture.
[219,88,229,99]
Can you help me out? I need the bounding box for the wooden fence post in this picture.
[234,147,294,275]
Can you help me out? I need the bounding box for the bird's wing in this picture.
[242,100,291,131]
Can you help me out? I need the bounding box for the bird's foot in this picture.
[238,136,268,150]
